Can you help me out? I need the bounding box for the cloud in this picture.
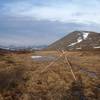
[0,0,100,46]
[1,0,100,24]
[0,16,100,46]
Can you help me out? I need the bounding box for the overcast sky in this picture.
[0,0,100,46]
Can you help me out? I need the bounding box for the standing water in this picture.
[31,55,56,61]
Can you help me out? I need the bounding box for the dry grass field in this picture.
[0,50,100,100]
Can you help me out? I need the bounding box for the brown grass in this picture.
[0,51,100,100]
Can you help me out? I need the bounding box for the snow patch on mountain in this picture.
[68,42,77,46]
[68,32,90,47]
[68,36,82,47]
[82,32,90,40]
[77,37,82,43]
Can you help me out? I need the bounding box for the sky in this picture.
[0,0,100,46]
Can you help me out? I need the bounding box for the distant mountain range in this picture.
[0,45,47,51]
[46,31,100,50]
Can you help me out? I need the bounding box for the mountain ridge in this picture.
[46,30,100,50]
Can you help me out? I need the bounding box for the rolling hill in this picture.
[46,31,100,50]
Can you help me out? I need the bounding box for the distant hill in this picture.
[46,31,100,51]
[0,45,47,51]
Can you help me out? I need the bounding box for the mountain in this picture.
[0,45,47,51]
[46,31,100,50]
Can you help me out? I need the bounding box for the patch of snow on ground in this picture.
[76,47,82,50]
[83,32,90,40]
[94,46,100,49]
[31,56,42,59]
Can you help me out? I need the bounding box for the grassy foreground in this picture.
[0,51,100,100]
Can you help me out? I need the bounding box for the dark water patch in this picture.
[71,64,98,79]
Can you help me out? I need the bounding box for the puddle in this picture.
[79,68,97,78]
[31,55,56,61]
